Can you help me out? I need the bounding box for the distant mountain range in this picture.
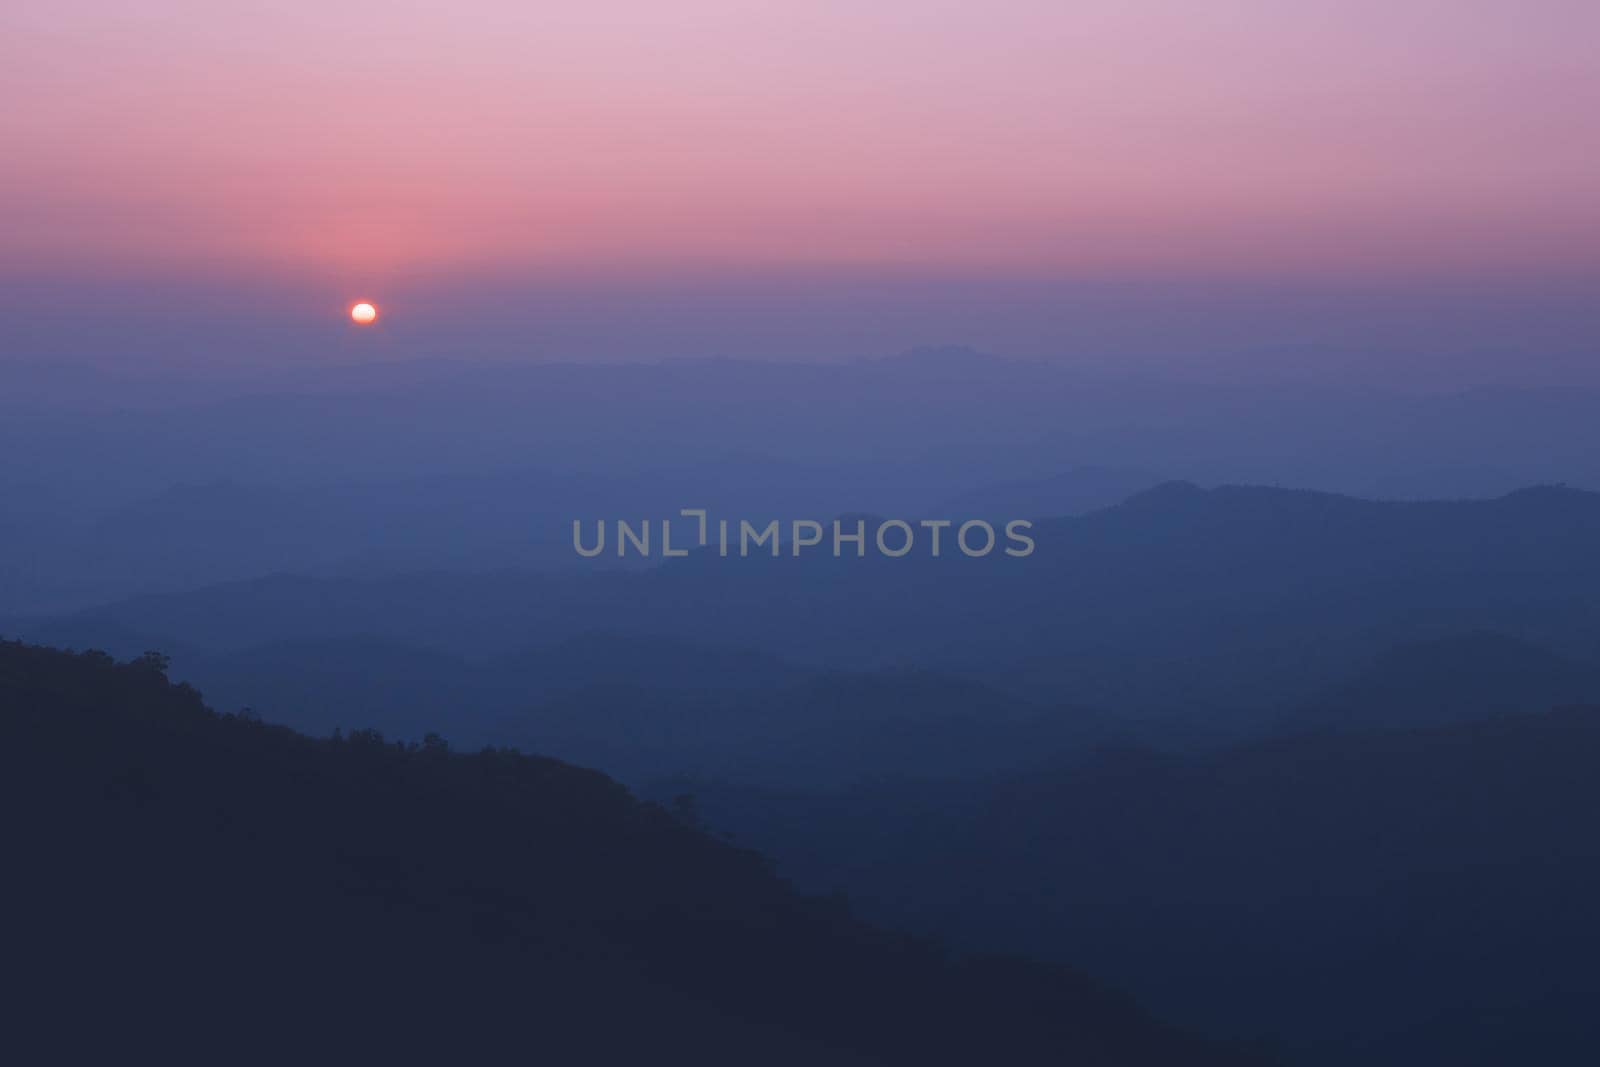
[0,460,1165,615]
[7,350,1600,503]
[22,482,1600,750]
[5,350,1600,614]
[926,464,1160,520]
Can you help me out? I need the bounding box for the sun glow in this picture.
[350,302,377,325]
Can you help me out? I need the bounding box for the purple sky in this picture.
[4,1,1596,382]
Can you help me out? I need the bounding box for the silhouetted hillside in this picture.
[0,639,1268,1065]
[675,705,1600,1065]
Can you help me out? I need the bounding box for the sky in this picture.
[3,1,1597,381]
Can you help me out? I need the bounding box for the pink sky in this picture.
[4,0,1598,290]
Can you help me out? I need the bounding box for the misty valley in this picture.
[7,2,1599,1054]
[6,353,1600,1063]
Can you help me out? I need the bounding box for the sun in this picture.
[350,302,378,325]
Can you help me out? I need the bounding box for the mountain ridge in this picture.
[0,638,1270,1065]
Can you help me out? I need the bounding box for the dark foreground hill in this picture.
[0,640,1269,1066]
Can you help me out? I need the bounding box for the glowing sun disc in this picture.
[350,302,377,325]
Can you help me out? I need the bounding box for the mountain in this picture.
[8,356,1600,614]
[9,357,1600,501]
[65,631,1126,788]
[927,465,1161,521]
[0,639,1270,1065]
[0,460,966,615]
[33,483,1600,726]
[671,704,1600,1066]
[1300,631,1600,730]
[475,667,1127,788]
